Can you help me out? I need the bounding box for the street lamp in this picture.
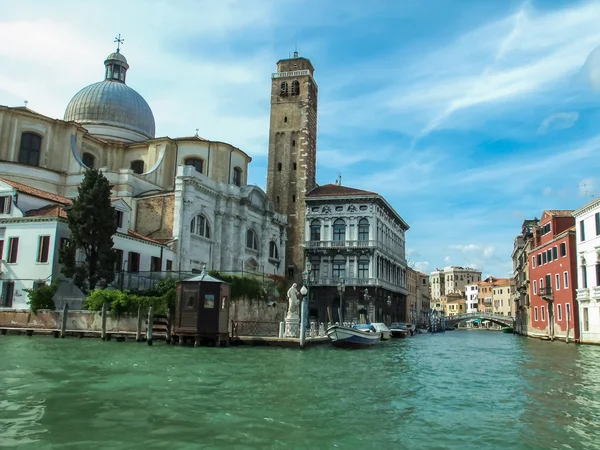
[337,277,345,324]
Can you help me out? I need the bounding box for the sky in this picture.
[1,0,600,278]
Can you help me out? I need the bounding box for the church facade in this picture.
[0,47,285,309]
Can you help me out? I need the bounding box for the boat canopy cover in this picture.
[354,324,375,331]
[371,323,391,332]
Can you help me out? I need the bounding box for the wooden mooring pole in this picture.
[101,302,107,340]
[166,308,172,344]
[60,303,69,338]
[146,307,154,346]
[136,305,143,342]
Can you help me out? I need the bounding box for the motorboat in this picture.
[326,324,381,348]
[389,322,411,338]
[370,322,392,340]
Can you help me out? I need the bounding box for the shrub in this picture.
[25,282,58,314]
[208,271,267,301]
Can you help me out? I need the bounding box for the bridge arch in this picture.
[445,313,514,328]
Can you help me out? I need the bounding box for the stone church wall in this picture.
[134,193,175,240]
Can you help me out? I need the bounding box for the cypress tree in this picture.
[59,169,117,294]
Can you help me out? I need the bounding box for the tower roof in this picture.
[306,184,377,198]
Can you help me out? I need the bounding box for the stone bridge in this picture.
[445,312,514,328]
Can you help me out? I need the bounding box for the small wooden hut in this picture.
[173,271,231,347]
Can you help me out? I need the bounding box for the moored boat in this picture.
[326,325,381,348]
[389,322,411,338]
[370,323,392,340]
[502,326,514,333]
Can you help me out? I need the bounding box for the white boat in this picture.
[326,325,381,348]
[389,322,411,338]
[371,323,392,340]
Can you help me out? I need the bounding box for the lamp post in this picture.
[364,288,371,324]
[337,277,345,324]
[300,262,312,348]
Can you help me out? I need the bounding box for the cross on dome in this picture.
[114,33,124,53]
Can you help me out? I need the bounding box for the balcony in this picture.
[577,288,590,302]
[305,240,376,250]
[592,287,600,300]
[538,287,553,300]
[310,277,406,294]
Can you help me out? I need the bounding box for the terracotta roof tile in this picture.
[25,204,68,219]
[0,178,72,205]
[127,229,163,246]
[544,210,574,217]
[307,184,378,198]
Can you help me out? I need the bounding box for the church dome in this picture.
[64,49,155,142]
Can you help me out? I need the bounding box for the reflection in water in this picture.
[0,332,599,449]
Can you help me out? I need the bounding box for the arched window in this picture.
[310,220,321,241]
[246,229,258,250]
[291,80,300,96]
[358,256,369,279]
[358,218,369,241]
[245,258,259,272]
[185,158,203,174]
[130,160,144,174]
[269,241,279,260]
[233,167,242,187]
[18,132,42,166]
[310,256,321,280]
[332,254,345,278]
[190,214,210,238]
[333,219,346,242]
[280,81,288,96]
[82,152,95,169]
[293,162,297,170]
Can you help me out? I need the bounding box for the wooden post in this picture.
[60,303,69,338]
[146,307,154,346]
[136,305,143,342]
[101,302,107,340]
[166,308,172,344]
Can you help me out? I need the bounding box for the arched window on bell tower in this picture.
[104,49,129,83]
[280,81,288,96]
[291,80,300,96]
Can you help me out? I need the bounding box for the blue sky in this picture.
[1,0,600,278]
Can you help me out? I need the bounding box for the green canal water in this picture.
[1,332,600,449]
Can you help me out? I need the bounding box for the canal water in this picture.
[1,332,599,449]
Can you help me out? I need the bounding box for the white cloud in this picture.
[413,261,430,273]
[444,256,451,264]
[538,112,579,134]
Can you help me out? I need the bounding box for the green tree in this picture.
[59,169,117,294]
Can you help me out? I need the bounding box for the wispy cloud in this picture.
[538,112,579,134]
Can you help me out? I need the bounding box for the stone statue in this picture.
[286,283,299,318]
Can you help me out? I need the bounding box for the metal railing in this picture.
[232,321,280,337]
[538,287,553,297]
[305,240,377,249]
[310,276,406,293]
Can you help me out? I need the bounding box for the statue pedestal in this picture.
[284,314,300,338]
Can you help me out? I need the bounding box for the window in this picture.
[597,264,600,286]
[7,237,19,263]
[2,281,15,307]
[583,307,589,332]
[537,254,542,266]
[596,213,600,236]
[557,304,562,321]
[580,220,585,241]
[532,256,536,268]
[542,223,551,235]
[284,116,288,123]
[552,246,558,260]
[130,160,144,174]
[560,242,566,257]
[534,306,539,321]
[541,306,546,321]
[533,280,537,294]
[246,229,258,250]
[166,259,173,271]
[115,249,124,271]
[358,218,369,241]
[358,256,369,278]
[277,162,282,171]
[18,132,41,166]
[293,162,297,170]
[542,252,547,264]
[269,241,279,260]
[185,158,204,174]
[115,210,124,229]
[233,167,242,187]
[564,271,569,288]
[292,140,296,147]
[291,80,300,96]
[0,196,12,214]
[310,257,320,280]
[547,249,552,262]
[292,195,296,203]
[276,196,280,204]
[190,214,210,238]
[128,252,140,273]
[310,220,321,241]
[37,236,50,263]
[82,152,95,168]
[332,254,345,278]
[555,273,560,291]
[280,81,288,96]
[581,265,588,289]
[151,256,161,272]
[333,219,346,241]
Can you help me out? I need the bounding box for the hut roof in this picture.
[185,272,226,283]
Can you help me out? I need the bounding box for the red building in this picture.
[528,210,579,341]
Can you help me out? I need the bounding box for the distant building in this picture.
[465,284,479,313]
[443,293,466,316]
[430,266,481,300]
[573,199,600,344]
[416,271,431,327]
[407,267,418,325]
[491,278,515,316]
[511,219,538,335]
[303,183,409,325]
[528,210,578,341]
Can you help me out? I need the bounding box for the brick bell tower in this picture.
[266,52,318,283]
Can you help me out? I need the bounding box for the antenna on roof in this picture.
[195,128,199,137]
[24,100,28,108]
[294,41,298,58]
[579,182,595,199]
[336,173,342,186]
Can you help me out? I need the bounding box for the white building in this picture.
[0,45,286,310]
[303,182,409,324]
[430,266,482,300]
[574,198,600,344]
[465,284,479,313]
